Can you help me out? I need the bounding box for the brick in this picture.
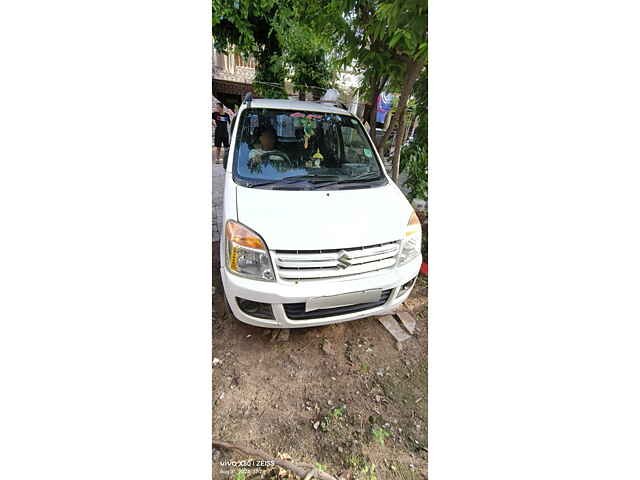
[396,311,416,335]
[377,315,411,343]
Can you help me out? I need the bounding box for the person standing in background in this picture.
[213,102,231,163]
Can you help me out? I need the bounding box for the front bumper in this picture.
[220,255,422,328]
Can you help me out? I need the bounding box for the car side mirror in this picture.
[223,150,229,169]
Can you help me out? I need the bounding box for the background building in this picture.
[212,47,367,119]
[336,68,364,117]
[212,48,256,110]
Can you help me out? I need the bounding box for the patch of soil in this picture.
[213,249,427,479]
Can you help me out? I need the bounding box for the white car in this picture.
[219,96,422,328]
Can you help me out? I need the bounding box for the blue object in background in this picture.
[376,93,394,124]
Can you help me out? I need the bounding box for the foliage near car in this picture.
[400,69,427,201]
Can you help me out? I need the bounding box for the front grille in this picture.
[274,241,400,281]
[283,289,393,320]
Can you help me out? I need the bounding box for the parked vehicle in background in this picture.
[219,95,422,328]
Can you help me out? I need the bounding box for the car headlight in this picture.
[225,221,275,281]
[398,211,422,266]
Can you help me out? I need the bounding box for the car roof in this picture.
[243,98,350,115]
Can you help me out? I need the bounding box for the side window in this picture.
[341,125,368,164]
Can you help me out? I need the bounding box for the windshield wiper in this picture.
[246,174,339,188]
[309,173,382,189]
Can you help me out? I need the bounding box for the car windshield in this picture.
[232,108,385,189]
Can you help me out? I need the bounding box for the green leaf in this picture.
[389,30,404,48]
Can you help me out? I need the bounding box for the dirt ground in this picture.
[213,243,427,480]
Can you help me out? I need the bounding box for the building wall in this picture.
[337,68,364,117]
[212,47,256,109]
[212,48,256,84]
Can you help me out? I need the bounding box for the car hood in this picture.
[235,183,413,250]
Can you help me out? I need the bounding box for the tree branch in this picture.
[394,52,412,64]
[213,439,339,480]
[376,113,395,150]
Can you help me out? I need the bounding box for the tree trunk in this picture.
[369,87,379,138]
[378,110,396,158]
[384,107,394,130]
[392,111,408,178]
[299,91,305,101]
[391,59,426,182]
[368,75,388,150]
[376,111,395,151]
[410,115,419,139]
[380,127,394,159]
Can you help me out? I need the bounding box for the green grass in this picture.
[232,470,246,480]
[372,427,391,446]
[330,405,345,418]
[348,455,378,480]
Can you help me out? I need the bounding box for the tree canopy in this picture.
[213,0,427,181]
[212,0,288,98]
[213,0,342,99]
[296,0,426,179]
[275,20,337,99]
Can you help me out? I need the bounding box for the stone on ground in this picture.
[278,328,290,342]
[269,328,290,342]
[322,340,335,356]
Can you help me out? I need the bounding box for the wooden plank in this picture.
[377,315,412,343]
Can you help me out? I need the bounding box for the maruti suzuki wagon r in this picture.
[219,96,422,328]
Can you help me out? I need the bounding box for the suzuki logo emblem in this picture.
[337,251,352,269]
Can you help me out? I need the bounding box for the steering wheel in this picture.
[259,152,289,163]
